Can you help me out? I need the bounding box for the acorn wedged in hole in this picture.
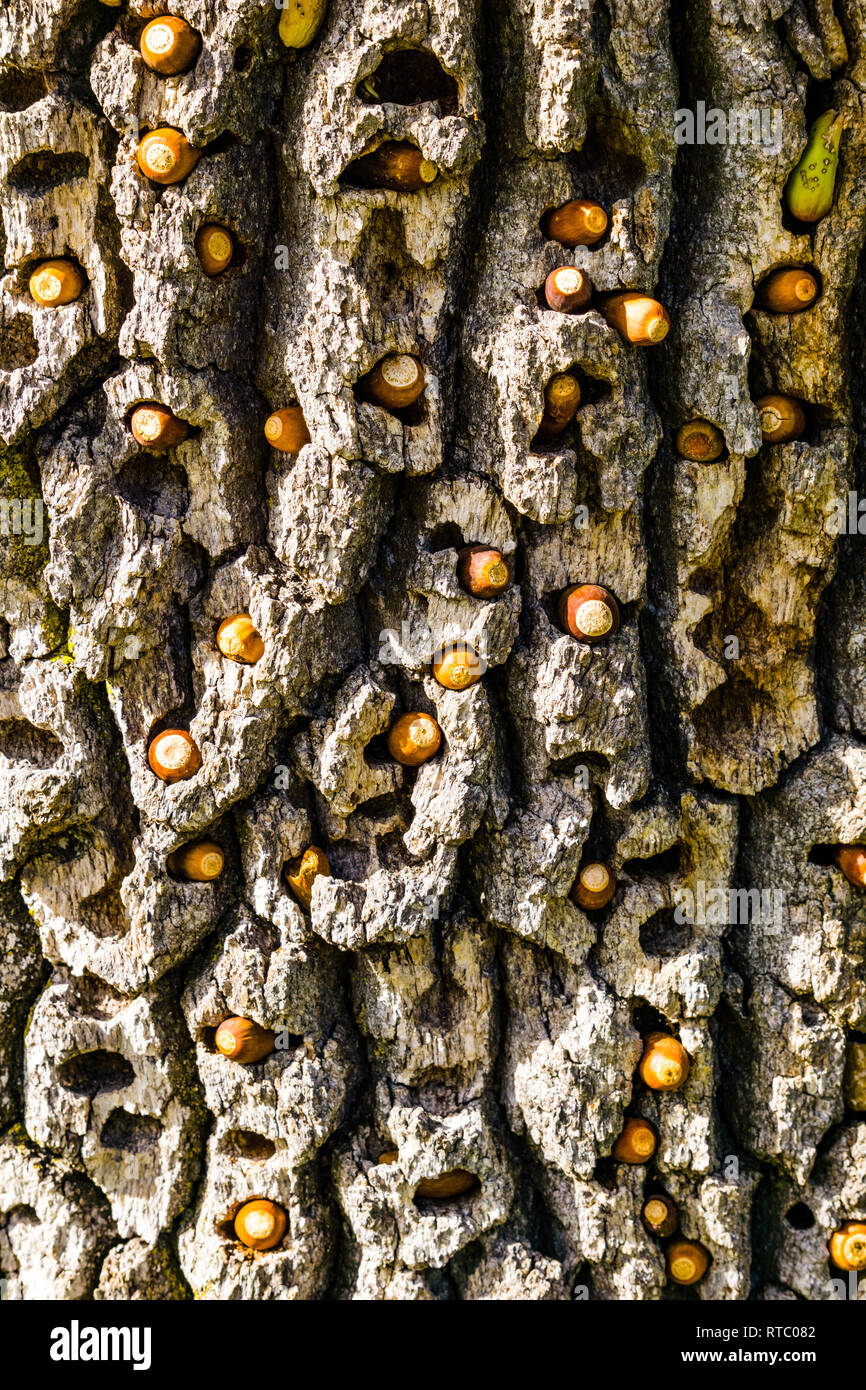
[542,198,608,247]
[140,16,202,75]
[544,266,592,313]
[264,405,310,453]
[387,712,442,767]
[195,224,234,277]
[457,545,512,599]
[233,1199,287,1251]
[217,614,264,665]
[570,861,616,911]
[558,584,620,643]
[642,1194,679,1239]
[344,141,437,192]
[639,1032,691,1092]
[612,1116,658,1164]
[215,1017,275,1065]
[536,372,581,442]
[675,419,725,462]
[168,840,224,882]
[843,1041,866,1110]
[600,293,670,345]
[756,394,806,444]
[836,846,866,889]
[416,1170,478,1200]
[285,846,330,910]
[147,729,202,783]
[666,1238,710,1285]
[130,402,189,450]
[829,1222,866,1271]
[432,641,484,690]
[28,258,85,307]
[360,354,425,411]
[755,268,818,314]
[137,127,200,185]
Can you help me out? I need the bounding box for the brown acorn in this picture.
[168,840,224,882]
[675,419,725,462]
[215,1017,275,1064]
[195,224,234,277]
[264,406,310,453]
[536,372,581,442]
[642,1194,679,1239]
[542,199,608,247]
[756,394,807,444]
[544,265,592,313]
[387,712,442,767]
[457,545,512,599]
[130,402,189,450]
[639,1032,691,1092]
[343,141,438,192]
[136,127,200,185]
[432,641,484,690]
[570,861,616,911]
[147,729,202,783]
[600,293,670,345]
[416,1170,478,1200]
[843,1041,866,1111]
[285,846,330,910]
[140,16,202,76]
[558,584,620,643]
[360,354,425,411]
[755,268,818,313]
[233,1199,287,1251]
[829,1222,866,1271]
[28,258,85,307]
[666,1238,711,1285]
[612,1116,658,1164]
[836,846,866,889]
[216,614,264,665]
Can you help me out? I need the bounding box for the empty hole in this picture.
[0,719,62,767]
[100,1109,161,1153]
[221,1130,276,1161]
[363,731,394,768]
[639,910,692,960]
[8,150,89,194]
[356,48,459,113]
[785,1202,815,1231]
[427,521,465,552]
[233,45,252,72]
[198,1027,219,1054]
[0,315,39,371]
[630,1000,671,1036]
[807,843,844,867]
[622,845,682,877]
[0,70,52,112]
[56,1050,135,1098]
[116,457,189,520]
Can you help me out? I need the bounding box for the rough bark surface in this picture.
[1,0,865,1301]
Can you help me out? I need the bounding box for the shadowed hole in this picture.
[0,719,63,768]
[233,45,252,72]
[639,909,692,960]
[807,843,845,866]
[116,456,189,519]
[8,150,89,193]
[57,1050,134,1098]
[221,1130,276,1161]
[785,1202,815,1230]
[357,48,459,113]
[100,1109,161,1153]
[622,845,682,877]
[0,315,39,371]
[0,70,52,112]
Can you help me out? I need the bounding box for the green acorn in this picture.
[784,111,844,223]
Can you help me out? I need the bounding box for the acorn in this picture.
[536,372,581,442]
[233,1199,287,1251]
[836,846,866,889]
[570,861,616,911]
[195,224,234,277]
[215,1017,275,1065]
[557,584,620,643]
[639,1032,691,1092]
[147,729,202,783]
[168,840,224,882]
[285,846,330,910]
[612,1117,658,1164]
[457,545,512,599]
[264,406,310,453]
[544,266,592,313]
[130,402,189,450]
[755,268,818,314]
[360,354,425,411]
[666,1238,711,1285]
[387,712,442,767]
[136,127,200,185]
[416,1170,478,1200]
[343,141,437,192]
[675,419,725,462]
[217,614,264,665]
[784,111,844,223]
[829,1222,866,1271]
[278,0,328,48]
[432,641,484,690]
[28,258,85,308]
[600,293,670,345]
[642,1194,679,1239]
[542,199,608,247]
[756,394,807,444]
[140,16,202,76]
[843,1041,866,1111]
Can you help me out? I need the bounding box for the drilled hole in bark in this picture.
[222,1130,276,1161]
[0,69,52,111]
[8,151,89,193]
[807,843,846,866]
[0,315,39,371]
[356,49,459,113]
[116,456,189,519]
[233,45,253,72]
[0,719,62,767]
[57,1050,135,1097]
[100,1109,161,1153]
[639,909,692,960]
[785,1202,816,1230]
[623,845,682,877]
